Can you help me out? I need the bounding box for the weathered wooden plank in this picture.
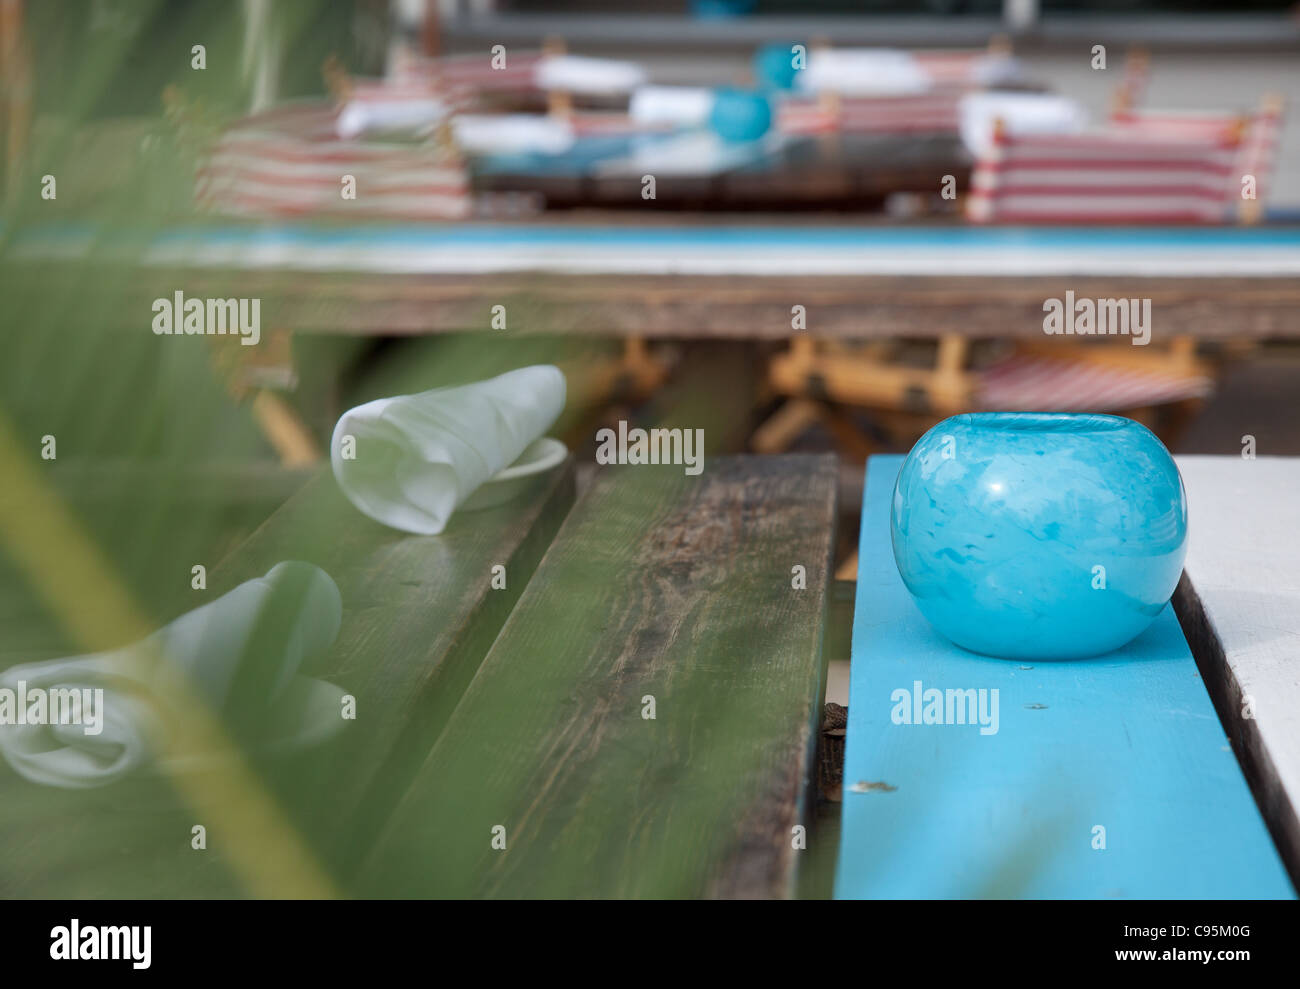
[15,268,1300,340]
[360,454,838,898]
[836,454,1294,899]
[1173,455,1300,885]
[0,461,575,896]
[10,224,1300,338]
[207,462,575,873]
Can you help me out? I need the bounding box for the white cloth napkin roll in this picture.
[959,92,1089,158]
[330,365,567,535]
[0,562,342,788]
[335,97,450,139]
[629,86,715,128]
[796,49,931,96]
[535,55,647,95]
[451,114,576,155]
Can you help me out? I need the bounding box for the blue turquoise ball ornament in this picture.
[709,87,772,142]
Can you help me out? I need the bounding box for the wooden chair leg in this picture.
[251,391,322,467]
[835,550,859,582]
[752,398,823,453]
[819,404,878,462]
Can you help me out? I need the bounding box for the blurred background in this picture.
[1,0,1298,897]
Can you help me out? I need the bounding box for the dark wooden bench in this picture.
[360,455,837,898]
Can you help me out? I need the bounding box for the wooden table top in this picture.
[11,222,1300,338]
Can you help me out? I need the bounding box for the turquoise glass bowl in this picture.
[709,88,772,142]
[890,413,1188,659]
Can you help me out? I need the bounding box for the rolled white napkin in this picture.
[0,562,343,788]
[960,92,1089,158]
[335,97,450,139]
[451,114,575,155]
[535,55,647,95]
[629,86,715,129]
[331,365,567,535]
[796,49,930,96]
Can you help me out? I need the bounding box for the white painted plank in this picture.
[1176,454,1300,880]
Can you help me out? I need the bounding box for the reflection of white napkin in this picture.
[331,365,567,535]
[797,49,930,96]
[0,562,343,788]
[960,92,1088,157]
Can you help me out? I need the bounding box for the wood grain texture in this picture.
[1173,455,1300,887]
[836,454,1294,899]
[11,224,1300,339]
[52,269,1300,340]
[360,454,838,898]
[0,462,575,896]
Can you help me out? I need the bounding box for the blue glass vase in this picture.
[890,413,1188,659]
[709,88,772,143]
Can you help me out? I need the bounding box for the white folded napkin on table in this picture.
[331,365,567,535]
[959,92,1089,158]
[535,55,648,95]
[796,49,931,96]
[335,97,450,139]
[451,114,576,155]
[0,562,344,788]
[630,86,715,129]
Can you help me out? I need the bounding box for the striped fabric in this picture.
[967,128,1242,223]
[776,48,1015,137]
[195,101,472,222]
[1111,104,1282,204]
[776,90,962,137]
[978,354,1212,412]
[391,47,543,105]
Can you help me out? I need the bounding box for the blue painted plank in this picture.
[835,454,1295,899]
[11,221,1300,252]
[9,222,1300,279]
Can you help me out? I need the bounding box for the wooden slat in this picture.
[16,265,1300,340]
[1173,455,1300,884]
[360,454,838,898]
[836,454,1294,899]
[0,462,575,896]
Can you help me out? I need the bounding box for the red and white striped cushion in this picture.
[776,91,962,137]
[196,102,471,222]
[391,48,543,99]
[1111,106,1282,203]
[978,355,1212,412]
[967,129,1241,223]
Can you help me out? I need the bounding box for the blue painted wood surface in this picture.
[8,224,1300,278]
[835,454,1295,899]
